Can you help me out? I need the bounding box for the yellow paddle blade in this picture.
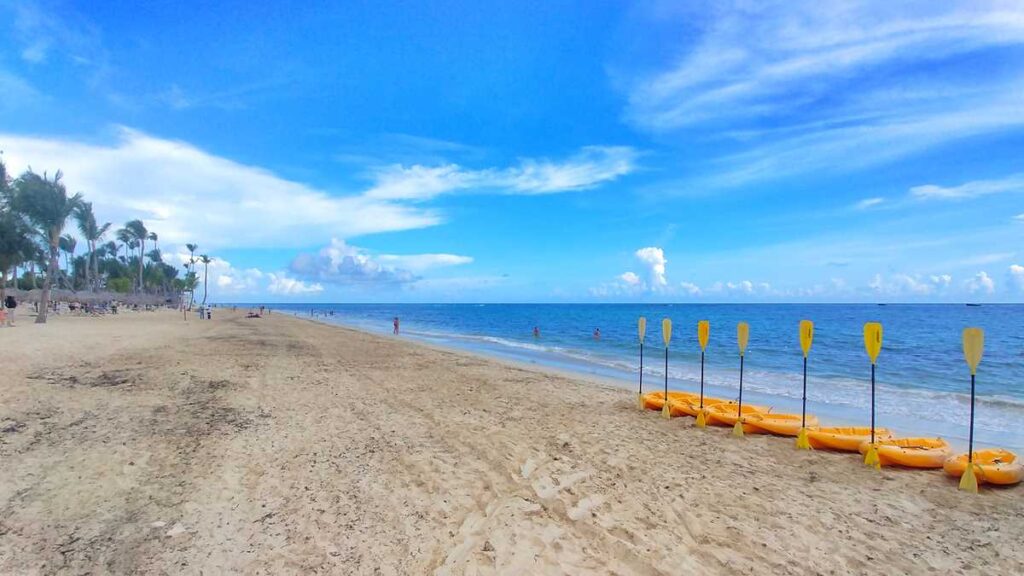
[959,464,979,493]
[662,318,672,348]
[863,322,883,364]
[732,419,744,437]
[661,402,671,419]
[737,322,749,356]
[863,444,881,470]
[795,428,812,450]
[637,393,644,410]
[695,409,707,428]
[697,320,710,351]
[799,320,814,357]
[963,327,984,376]
[638,316,647,344]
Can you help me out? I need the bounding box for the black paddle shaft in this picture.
[737,355,745,416]
[870,363,876,444]
[969,374,976,462]
[699,352,705,408]
[638,342,644,396]
[801,356,808,428]
[663,348,669,401]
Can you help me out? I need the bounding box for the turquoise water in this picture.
[263,303,1024,450]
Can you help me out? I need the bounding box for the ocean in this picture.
[259,303,1023,451]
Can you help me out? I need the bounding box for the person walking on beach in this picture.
[393,317,400,335]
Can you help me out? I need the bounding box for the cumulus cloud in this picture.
[963,271,996,295]
[1008,264,1024,292]
[679,281,702,296]
[619,271,642,286]
[267,273,323,295]
[289,238,471,286]
[910,174,1024,200]
[868,273,954,296]
[634,247,668,289]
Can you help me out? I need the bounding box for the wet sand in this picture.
[0,309,1021,574]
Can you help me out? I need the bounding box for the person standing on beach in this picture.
[393,317,400,335]
[4,295,16,327]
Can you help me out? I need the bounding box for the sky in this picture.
[2,0,1024,303]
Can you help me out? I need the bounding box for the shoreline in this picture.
[277,308,1021,451]
[2,309,1022,574]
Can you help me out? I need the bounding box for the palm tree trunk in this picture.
[1,268,7,306]
[12,264,17,291]
[37,238,59,324]
[138,238,145,293]
[202,261,209,305]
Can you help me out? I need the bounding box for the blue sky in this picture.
[2,0,1024,302]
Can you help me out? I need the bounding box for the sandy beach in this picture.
[1,310,1021,575]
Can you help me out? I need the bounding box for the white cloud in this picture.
[620,1,1024,184]
[634,247,668,289]
[363,146,638,201]
[1,128,441,250]
[964,271,996,295]
[1006,264,1024,292]
[854,197,885,210]
[267,273,323,295]
[709,280,773,296]
[1,129,635,258]
[619,271,642,286]
[679,281,702,296]
[1014,213,1024,222]
[289,238,471,286]
[868,273,954,296]
[910,174,1024,200]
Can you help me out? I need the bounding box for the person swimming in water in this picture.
[593,327,601,340]
[533,326,540,338]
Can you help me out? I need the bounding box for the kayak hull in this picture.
[667,396,731,417]
[943,449,1023,486]
[745,413,820,437]
[859,437,951,469]
[806,427,893,452]
[641,391,701,416]
[705,403,769,433]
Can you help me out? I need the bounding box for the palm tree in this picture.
[0,201,36,306]
[74,202,111,291]
[116,228,132,263]
[148,232,158,251]
[124,219,148,292]
[58,234,77,289]
[185,243,198,308]
[199,254,212,305]
[11,169,83,323]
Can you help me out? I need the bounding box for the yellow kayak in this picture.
[944,449,1023,486]
[641,391,701,416]
[744,413,819,437]
[704,403,769,433]
[667,395,732,417]
[806,427,893,452]
[859,437,951,469]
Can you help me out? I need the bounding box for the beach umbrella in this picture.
[960,327,984,493]
[661,318,673,419]
[733,322,750,437]
[796,320,814,450]
[862,322,884,469]
[695,320,711,428]
[637,316,647,409]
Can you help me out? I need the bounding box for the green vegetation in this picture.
[0,158,206,323]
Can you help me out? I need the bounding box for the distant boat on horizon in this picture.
[966,303,982,307]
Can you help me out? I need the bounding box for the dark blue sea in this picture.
[257,303,1023,450]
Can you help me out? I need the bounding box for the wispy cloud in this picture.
[363,146,639,201]
[853,197,885,210]
[621,1,1024,185]
[910,173,1024,200]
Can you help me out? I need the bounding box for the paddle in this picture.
[661,318,673,419]
[862,322,883,470]
[795,320,814,450]
[960,327,984,493]
[637,316,647,410]
[734,322,750,437]
[695,320,711,428]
